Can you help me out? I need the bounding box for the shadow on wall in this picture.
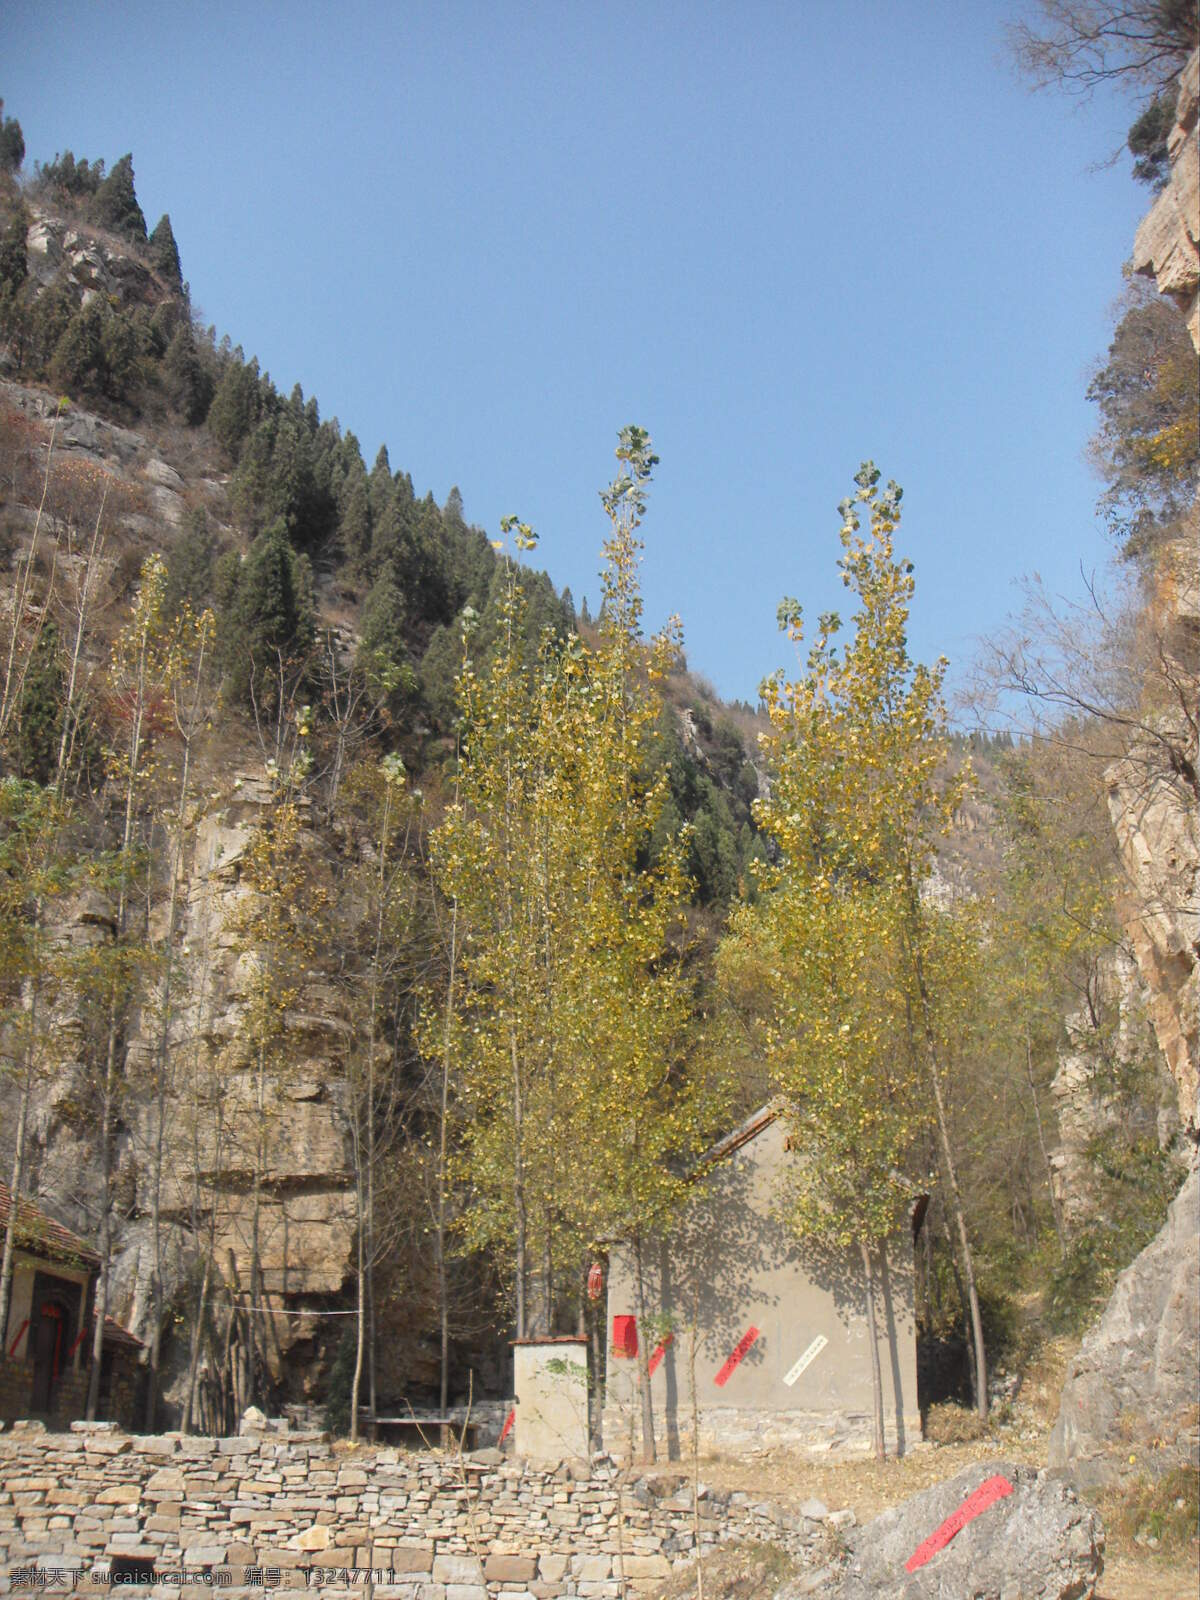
[610,1122,916,1458]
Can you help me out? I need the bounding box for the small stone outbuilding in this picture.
[0,1183,143,1429]
[604,1107,923,1456]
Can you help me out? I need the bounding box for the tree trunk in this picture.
[86,999,121,1421]
[350,1185,365,1442]
[0,1033,35,1350]
[859,1238,886,1462]
[1025,1019,1067,1256]
[182,1251,212,1435]
[905,888,989,1420]
[436,792,459,1414]
[511,1028,527,1341]
[631,1233,656,1465]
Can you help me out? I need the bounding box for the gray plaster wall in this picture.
[604,1115,921,1455]
[513,1339,590,1462]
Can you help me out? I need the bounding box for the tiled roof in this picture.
[0,1182,101,1269]
[102,1315,144,1350]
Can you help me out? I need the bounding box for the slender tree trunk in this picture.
[143,641,208,1431]
[859,1238,886,1462]
[56,502,107,784]
[923,1205,936,1321]
[942,1209,977,1407]
[248,1043,267,1409]
[904,880,988,1420]
[182,851,219,1435]
[349,1172,365,1442]
[688,1287,704,1600]
[512,1028,527,1341]
[438,896,458,1412]
[0,402,61,740]
[85,1007,119,1420]
[182,1250,211,1436]
[0,1048,34,1349]
[631,1232,656,1465]
[87,597,154,1420]
[1024,1019,1067,1256]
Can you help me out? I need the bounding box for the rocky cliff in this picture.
[0,380,359,1416]
[1051,50,1200,1485]
[1112,50,1200,1135]
[1133,50,1200,349]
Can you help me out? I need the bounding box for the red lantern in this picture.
[586,1261,604,1302]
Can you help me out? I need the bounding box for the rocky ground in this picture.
[634,1422,1198,1600]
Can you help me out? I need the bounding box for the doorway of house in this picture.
[29,1272,82,1416]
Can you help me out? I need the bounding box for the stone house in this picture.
[0,1183,143,1429]
[603,1106,924,1457]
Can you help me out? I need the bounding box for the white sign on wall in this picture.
[782,1333,828,1387]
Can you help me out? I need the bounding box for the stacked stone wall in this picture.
[0,1363,88,1433]
[0,1422,829,1598]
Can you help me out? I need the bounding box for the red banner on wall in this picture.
[713,1325,759,1387]
[647,1334,674,1376]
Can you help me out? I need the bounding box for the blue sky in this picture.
[3,1,1151,709]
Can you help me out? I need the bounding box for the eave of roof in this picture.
[102,1315,144,1350]
[693,1102,781,1171]
[0,1182,101,1269]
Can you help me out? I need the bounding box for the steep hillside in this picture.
[0,137,766,1423]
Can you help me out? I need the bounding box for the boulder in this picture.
[1049,1161,1199,1486]
[783,1462,1103,1600]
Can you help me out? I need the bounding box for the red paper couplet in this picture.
[713,1325,759,1387]
[611,1314,638,1358]
[647,1334,674,1376]
[498,1408,515,1445]
[904,1474,1014,1572]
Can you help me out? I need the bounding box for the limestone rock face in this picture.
[24,209,165,310]
[13,764,358,1403]
[116,772,358,1365]
[1134,50,1200,347]
[1048,1161,1200,1486]
[1114,53,1200,1133]
[802,1461,1104,1600]
[1049,947,1177,1224]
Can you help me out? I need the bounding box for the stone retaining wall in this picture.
[0,1422,828,1599]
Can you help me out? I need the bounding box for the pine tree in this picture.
[13,622,64,784]
[222,519,315,726]
[206,355,262,459]
[90,153,147,242]
[0,102,24,173]
[49,302,104,394]
[162,325,212,424]
[356,562,412,708]
[165,508,219,613]
[148,213,183,288]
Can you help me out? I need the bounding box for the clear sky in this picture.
[3,1,1152,709]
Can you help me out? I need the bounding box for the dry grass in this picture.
[642,1432,1046,1526]
[658,1541,800,1600]
[924,1402,990,1445]
[1095,1467,1199,1562]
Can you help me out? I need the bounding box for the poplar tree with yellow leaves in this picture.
[721,463,985,1455]
[430,430,709,1460]
[226,751,323,1409]
[83,555,181,1418]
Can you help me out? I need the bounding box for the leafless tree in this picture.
[1008,1,1198,99]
